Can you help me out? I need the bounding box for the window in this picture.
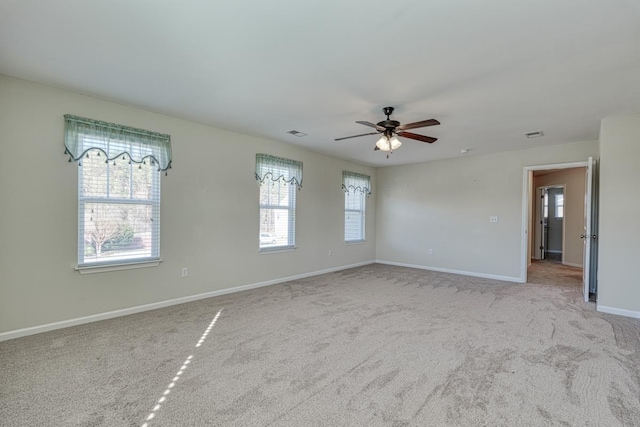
[342,171,370,243]
[555,193,564,218]
[78,150,160,266]
[64,115,171,268]
[255,154,302,251]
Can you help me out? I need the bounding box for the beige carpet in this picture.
[1,264,639,426]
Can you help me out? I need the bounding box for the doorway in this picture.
[534,185,565,262]
[520,158,597,302]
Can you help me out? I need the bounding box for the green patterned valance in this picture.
[64,115,172,171]
[342,171,371,195]
[255,154,303,189]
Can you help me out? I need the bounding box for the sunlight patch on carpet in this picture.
[141,309,223,427]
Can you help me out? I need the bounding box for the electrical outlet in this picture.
[181,267,188,278]
[428,248,434,255]
[490,216,499,223]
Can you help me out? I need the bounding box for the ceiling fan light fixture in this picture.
[389,136,402,150]
[376,134,402,152]
[335,107,440,153]
[376,135,392,151]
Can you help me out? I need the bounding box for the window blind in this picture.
[343,171,370,242]
[256,154,302,251]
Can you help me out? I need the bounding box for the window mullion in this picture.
[80,197,153,205]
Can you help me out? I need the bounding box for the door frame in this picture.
[520,160,592,295]
[534,185,565,262]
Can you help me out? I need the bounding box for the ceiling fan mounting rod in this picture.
[378,107,401,130]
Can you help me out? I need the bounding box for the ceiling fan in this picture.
[335,107,440,155]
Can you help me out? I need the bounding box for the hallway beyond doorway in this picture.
[528,260,582,290]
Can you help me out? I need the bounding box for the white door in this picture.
[582,157,594,302]
[532,188,549,260]
[540,188,548,259]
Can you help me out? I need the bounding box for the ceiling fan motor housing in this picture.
[379,107,400,129]
[378,119,401,129]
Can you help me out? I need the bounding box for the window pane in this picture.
[109,159,132,198]
[132,162,154,199]
[259,178,296,249]
[345,210,364,241]
[555,194,564,218]
[81,150,108,198]
[260,208,292,248]
[82,202,153,264]
[344,191,365,242]
[345,191,363,210]
[260,180,292,207]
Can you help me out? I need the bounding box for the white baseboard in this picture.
[0,260,375,342]
[547,250,562,254]
[562,261,583,268]
[375,259,523,283]
[596,305,640,319]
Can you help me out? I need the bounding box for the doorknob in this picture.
[590,235,597,240]
[580,234,586,239]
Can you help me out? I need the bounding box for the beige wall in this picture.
[0,75,376,334]
[532,168,587,267]
[375,141,598,281]
[598,113,640,316]
[2,73,637,333]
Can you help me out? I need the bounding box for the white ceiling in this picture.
[1,0,639,167]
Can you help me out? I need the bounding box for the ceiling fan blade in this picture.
[356,121,386,132]
[397,131,438,143]
[397,119,440,131]
[334,132,380,141]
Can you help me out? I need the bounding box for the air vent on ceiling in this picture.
[286,130,308,137]
[525,131,544,139]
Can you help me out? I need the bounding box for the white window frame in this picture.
[256,154,302,253]
[555,193,564,219]
[64,115,170,273]
[344,190,366,243]
[77,153,161,269]
[259,180,296,251]
[342,171,370,243]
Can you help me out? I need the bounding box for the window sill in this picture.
[259,246,297,254]
[75,259,162,274]
[345,240,366,245]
